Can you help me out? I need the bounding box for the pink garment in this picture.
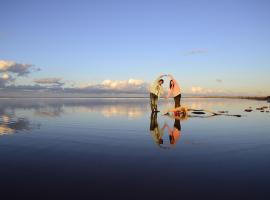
[168,77,181,97]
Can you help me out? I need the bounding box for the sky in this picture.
[1,0,270,96]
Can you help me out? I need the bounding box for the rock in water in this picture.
[192,111,206,115]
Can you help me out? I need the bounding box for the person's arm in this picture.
[168,74,174,80]
[151,74,164,92]
[168,74,180,88]
[154,74,166,84]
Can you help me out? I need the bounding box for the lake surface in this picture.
[0,98,270,199]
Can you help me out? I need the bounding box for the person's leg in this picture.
[154,95,158,111]
[150,93,155,112]
[174,94,181,108]
[174,96,177,108]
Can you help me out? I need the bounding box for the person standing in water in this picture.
[166,74,181,108]
[149,74,166,112]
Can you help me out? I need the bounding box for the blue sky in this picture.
[1,0,270,96]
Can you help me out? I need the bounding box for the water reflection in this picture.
[101,106,143,118]
[149,112,182,148]
[149,113,166,147]
[164,118,181,145]
[1,98,270,198]
[0,113,39,135]
[0,98,148,135]
[34,106,64,118]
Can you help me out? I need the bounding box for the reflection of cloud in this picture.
[34,107,64,118]
[0,98,148,123]
[0,125,14,135]
[2,115,11,123]
[101,106,143,119]
[189,102,224,109]
[68,104,145,119]
[0,113,40,136]
[0,117,31,135]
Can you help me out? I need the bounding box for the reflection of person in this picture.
[164,119,181,145]
[150,113,166,146]
[166,74,181,108]
[150,74,166,112]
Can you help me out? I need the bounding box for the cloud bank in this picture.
[188,86,227,96]
[1,59,266,97]
[0,77,149,97]
[34,78,64,86]
[76,78,148,94]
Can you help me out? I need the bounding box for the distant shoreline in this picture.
[0,96,268,101]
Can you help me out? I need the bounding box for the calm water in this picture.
[0,98,270,199]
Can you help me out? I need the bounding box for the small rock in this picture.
[244,109,253,112]
[218,111,228,113]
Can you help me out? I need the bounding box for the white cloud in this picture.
[189,86,224,95]
[0,60,40,87]
[87,78,148,91]
[0,73,14,86]
[128,79,144,85]
[2,73,10,80]
[0,60,37,76]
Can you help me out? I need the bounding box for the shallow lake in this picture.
[0,98,270,199]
